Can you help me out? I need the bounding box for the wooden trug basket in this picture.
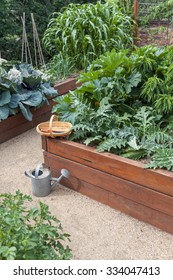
[36,115,72,138]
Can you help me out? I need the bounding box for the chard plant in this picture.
[0,190,72,260]
[43,2,133,69]
[0,62,57,121]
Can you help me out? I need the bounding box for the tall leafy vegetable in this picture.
[105,0,134,16]
[43,2,133,69]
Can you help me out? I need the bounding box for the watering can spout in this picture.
[50,169,70,188]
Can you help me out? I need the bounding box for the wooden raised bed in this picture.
[0,100,56,144]
[54,76,80,95]
[0,77,78,144]
[42,136,173,234]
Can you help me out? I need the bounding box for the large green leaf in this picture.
[18,102,32,121]
[21,91,42,107]
[17,63,34,76]
[0,79,11,90]
[41,82,57,97]
[9,94,20,108]
[125,71,141,94]
[0,91,11,106]
[0,105,10,120]
[23,76,42,90]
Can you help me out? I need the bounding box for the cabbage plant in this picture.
[0,62,57,121]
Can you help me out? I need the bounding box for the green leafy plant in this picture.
[106,0,133,16]
[146,148,173,171]
[54,87,173,158]
[53,44,173,171]
[43,2,133,69]
[141,0,173,25]
[0,62,57,121]
[74,48,142,108]
[44,53,77,83]
[0,0,97,61]
[140,47,173,115]
[0,190,72,260]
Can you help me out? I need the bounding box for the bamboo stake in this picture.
[31,13,38,67]
[31,13,45,67]
[21,12,25,62]
[21,13,32,64]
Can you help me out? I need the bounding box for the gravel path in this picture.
[0,128,173,259]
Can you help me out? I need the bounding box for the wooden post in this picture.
[134,0,138,46]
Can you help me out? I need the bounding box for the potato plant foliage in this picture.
[53,45,173,171]
[0,191,72,260]
[43,2,133,69]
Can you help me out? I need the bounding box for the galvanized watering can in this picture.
[25,163,70,197]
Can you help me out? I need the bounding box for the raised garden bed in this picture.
[0,77,78,144]
[0,100,55,144]
[42,136,173,234]
[54,76,80,96]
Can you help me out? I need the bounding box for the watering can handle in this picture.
[35,163,46,178]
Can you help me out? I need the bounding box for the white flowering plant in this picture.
[0,62,57,121]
